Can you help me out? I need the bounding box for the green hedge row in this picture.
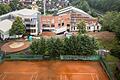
[30,35,99,56]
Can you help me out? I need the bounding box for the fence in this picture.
[100,56,115,80]
[5,54,43,60]
[0,53,4,63]
[60,55,100,61]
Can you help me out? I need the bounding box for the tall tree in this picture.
[0,4,11,15]
[9,17,26,36]
[9,0,19,11]
[30,38,47,55]
[77,20,86,34]
[102,12,118,31]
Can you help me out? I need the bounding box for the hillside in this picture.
[69,0,120,16]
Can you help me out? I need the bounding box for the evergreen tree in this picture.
[10,17,26,36]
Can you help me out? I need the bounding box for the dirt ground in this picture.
[0,61,109,80]
[88,31,115,41]
[1,41,30,53]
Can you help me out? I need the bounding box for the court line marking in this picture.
[2,74,6,80]
[31,73,38,80]
[60,73,96,75]
[1,72,38,80]
[4,72,37,74]
[91,73,94,80]
[95,74,99,80]
[59,73,99,80]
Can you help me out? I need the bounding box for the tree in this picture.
[113,13,120,40]
[102,12,118,31]
[30,38,47,55]
[9,17,25,36]
[63,35,99,55]
[9,0,19,11]
[30,36,99,56]
[77,20,86,34]
[102,12,120,40]
[110,46,120,59]
[71,0,90,12]
[63,36,79,55]
[0,4,11,15]
[46,38,64,57]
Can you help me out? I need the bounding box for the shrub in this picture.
[30,35,99,56]
[46,38,64,57]
[110,47,120,59]
[30,38,46,55]
[63,35,99,55]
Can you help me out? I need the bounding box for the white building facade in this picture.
[0,8,41,40]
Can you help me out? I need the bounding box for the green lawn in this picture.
[105,54,119,62]
[98,37,119,50]
[105,54,119,79]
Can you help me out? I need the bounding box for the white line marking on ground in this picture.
[59,73,99,80]
[91,73,94,80]
[96,74,99,80]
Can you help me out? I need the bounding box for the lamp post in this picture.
[43,0,46,15]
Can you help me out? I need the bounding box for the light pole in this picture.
[43,0,46,15]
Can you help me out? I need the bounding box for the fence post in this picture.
[0,53,4,63]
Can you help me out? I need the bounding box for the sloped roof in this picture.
[57,6,93,18]
[0,8,40,20]
[0,19,13,33]
[12,8,39,16]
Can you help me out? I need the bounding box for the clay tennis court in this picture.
[0,61,109,80]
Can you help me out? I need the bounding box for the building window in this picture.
[58,24,61,27]
[31,25,36,27]
[97,26,99,29]
[88,26,90,30]
[67,24,70,27]
[62,23,64,26]
[26,24,30,27]
[24,18,31,22]
[74,26,76,30]
[51,24,55,27]
[30,29,36,33]
[42,24,50,27]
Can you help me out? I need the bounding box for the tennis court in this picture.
[0,61,109,80]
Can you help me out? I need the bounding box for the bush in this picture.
[30,38,46,55]
[63,35,99,55]
[110,47,120,59]
[30,35,99,56]
[46,38,64,57]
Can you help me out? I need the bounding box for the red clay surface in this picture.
[1,41,30,53]
[42,32,55,36]
[0,61,109,80]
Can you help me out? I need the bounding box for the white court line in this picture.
[95,74,99,80]
[2,72,38,80]
[59,73,99,80]
[4,72,37,74]
[0,73,4,78]
[61,73,96,75]
[91,73,94,80]
[2,74,6,80]
[32,73,38,80]
[31,73,34,80]
[60,74,62,80]
[34,73,38,80]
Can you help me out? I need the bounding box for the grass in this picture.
[105,54,119,79]
[98,38,119,50]
[105,54,119,62]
